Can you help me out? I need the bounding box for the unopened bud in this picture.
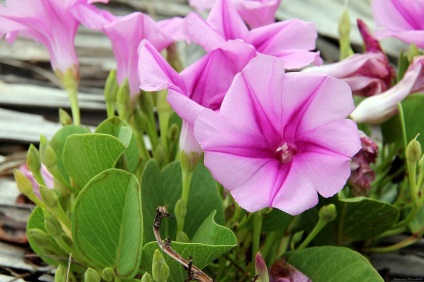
[59,108,72,126]
[101,267,115,282]
[28,228,50,247]
[116,79,131,120]
[167,123,179,143]
[44,212,62,238]
[176,231,190,243]
[27,144,41,172]
[14,169,35,196]
[174,199,187,231]
[44,145,58,169]
[104,69,119,103]
[319,204,337,222]
[40,186,58,208]
[139,90,154,116]
[338,9,354,60]
[291,230,304,249]
[152,249,170,282]
[141,272,154,282]
[255,252,269,282]
[154,144,166,167]
[55,265,67,282]
[407,44,420,63]
[406,138,422,163]
[338,9,351,36]
[84,268,100,282]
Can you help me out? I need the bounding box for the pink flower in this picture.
[304,52,394,97]
[185,0,322,69]
[0,0,85,74]
[304,19,394,97]
[349,131,378,196]
[372,0,424,48]
[138,39,256,153]
[194,56,361,215]
[351,56,424,124]
[269,258,311,282]
[72,4,183,97]
[19,164,54,199]
[189,0,281,29]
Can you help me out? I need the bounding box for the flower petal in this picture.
[245,19,322,68]
[270,160,318,215]
[232,0,280,29]
[207,0,248,40]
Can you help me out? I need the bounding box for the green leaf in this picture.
[337,197,399,242]
[140,212,237,282]
[95,117,140,173]
[141,160,224,242]
[27,207,63,266]
[63,133,126,189]
[262,209,293,232]
[409,204,424,233]
[285,246,383,282]
[382,94,424,146]
[72,169,142,279]
[49,125,90,186]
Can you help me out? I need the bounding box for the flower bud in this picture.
[14,169,35,196]
[167,123,180,143]
[104,69,119,104]
[40,185,59,208]
[28,228,50,247]
[101,267,115,282]
[139,90,154,116]
[59,108,72,126]
[291,230,304,249]
[152,249,170,282]
[255,252,269,282]
[116,79,131,120]
[406,138,422,163]
[319,204,337,223]
[338,9,354,60]
[407,44,420,63]
[174,199,187,230]
[176,231,190,243]
[44,145,58,169]
[44,212,63,238]
[154,144,166,167]
[27,144,41,173]
[55,265,67,282]
[141,272,154,282]
[84,268,101,282]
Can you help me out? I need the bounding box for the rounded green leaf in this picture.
[63,133,126,189]
[285,246,383,282]
[72,169,143,279]
[95,117,140,173]
[338,197,399,242]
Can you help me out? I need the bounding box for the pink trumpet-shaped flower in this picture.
[185,0,322,69]
[19,164,54,199]
[351,56,424,124]
[72,4,183,97]
[194,56,361,214]
[0,0,87,74]
[304,19,394,97]
[138,39,256,153]
[372,0,424,48]
[303,52,393,97]
[189,0,281,29]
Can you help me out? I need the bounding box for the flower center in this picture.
[275,142,297,164]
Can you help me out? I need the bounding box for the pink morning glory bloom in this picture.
[185,0,322,69]
[189,0,281,29]
[19,164,54,199]
[303,52,394,97]
[351,56,424,124]
[72,3,183,97]
[0,0,86,74]
[372,0,424,48]
[138,39,256,153]
[194,56,361,215]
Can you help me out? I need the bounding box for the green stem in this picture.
[408,160,420,207]
[66,86,80,125]
[252,211,263,265]
[364,235,419,253]
[298,219,327,250]
[398,102,408,150]
[177,168,193,234]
